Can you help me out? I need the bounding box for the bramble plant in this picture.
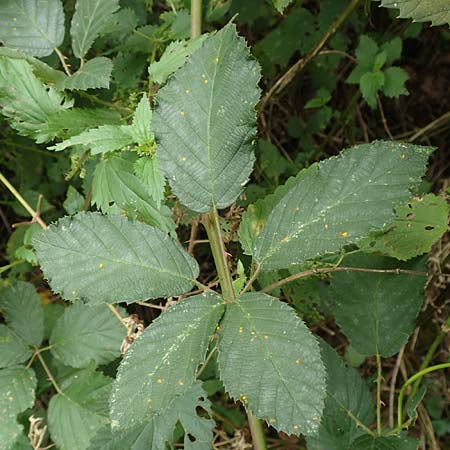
[0,1,450,450]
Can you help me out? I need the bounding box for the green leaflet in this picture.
[55,57,113,91]
[306,341,375,450]
[90,381,214,450]
[0,281,44,347]
[63,186,85,215]
[0,57,73,143]
[149,36,207,85]
[110,293,224,429]
[349,434,419,450]
[0,366,36,450]
[91,152,173,231]
[48,366,111,450]
[133,157,165,208]
[33,212,199,305]
[0,325,31,368]
[0,0,65,57]
[254,141,432,271]
[379,0,450,26]
[328,254,427,357]
[71,0,120,59]
[217,293,326,436]
[153,23,261,212]
[360,194,449,260]
[272,0,295,12]
[50,302,126,368]
[129,95,153,146]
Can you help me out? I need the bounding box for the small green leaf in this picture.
[0,281,44,347]
[50,302,126,368]
[328,254,426,357]
[48,366,111,450]
[92,152,173,231]
[379,0,450,26]
[0,0,65,57]
[110,293,224,428]
[381,37,403,65]
[0,325,31,368]
[33,212,199,305]
[49,124,134,154]
[383,67,409,98]
[149,36,207,85]
[272,0,295,13]
[90,381,214,450]
[129,95,153,145]
[133,157,165,208]
[406,386,426,424]
[306,341,375,450]
[55,57,113,91]
[0,57,73,143]
[153,23,261,212]
[63,186,85,215]
[360,194,449,260]
[218,293,326,435]
[360,71,385,108]
[356,35,379,68]
[254,141,433,271]
[71,0,120,59]
[349,434,419,450]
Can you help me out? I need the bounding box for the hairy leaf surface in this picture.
[349,434,419,450]
[0,281,43,347]
[153,23,261,212]
[328,255,426,357]
[0,0,65,57]
[50,302,126,368]
[110,293,224,429]
[71,0,120,59]
[0,325,31,368]
[218,293,326,435]
[33,212,199,304]
[306,342,375,450]
[254,141,432,271]
[379,0,450,26]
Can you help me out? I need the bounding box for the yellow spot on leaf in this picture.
[12,17,17,22]
[240,395,248,403]
[239,326,244,333]
[281,236,289,243]
[12,27,16,31]
[293,425,299,430]
[178,380,184,386]
[98,263,104,269]
[185,89,190,94]
[324,224,329,230]
[181,156,187,161]
[295,358,301,365]
[264,335,269,340]
[156,378,163,384]
[214,57,219,63]
[401,153,406,159]
[216,325,221,331]
[179,111,185,116]
[341,231,348,238]
[72,290,76,295]
[203,79,209,84]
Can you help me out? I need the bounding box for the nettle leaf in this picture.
[360,194,449,260]
[134,157,165,208]
[129,95,153,145]
[349,434,419,450]
[306,342,375,450]
[48,366,111,450]
[149,36,207,85]
[0,281,44,347]
[378,0,450,26]
[49,124,134,153]
[0,366,36,450]
[92,152,173,231]
[33,212,199,305]
[64,186,85,215]
[218,293,326,436]
[71,0,120,59]
[254,141,433,271]
[153,23,261,212]
[328,254,427,357]
[0,0,65,57]
[50,302,126,368]
[0,57,73,143]
[110,293,224,429]
[91,381,214,450]
[383,66,409,98]
[272,0,295,12]
[55,57,113,91]
[0,325,31,368]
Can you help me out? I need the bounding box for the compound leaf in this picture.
[90,381,214,450]
[254,141,432,271]
[0,281,44,347]
[153,23,261,212]
[0,57,73,143]
[110,293,224,429]
[50,302,126,368]
[71,0,120,59]
[55,56,113,91]
[360,194,449,260]
[92,152,173,231]
[48,366,111,450]
[0,0,65,57]
[217,293,326,436]
[379,1,450,26]
[33,212,199,305]
[328,254,426,357]
[306,342,375,450]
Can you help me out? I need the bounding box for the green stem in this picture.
[248,411,267,450]
[190,0,202,39]
[397,363,450,433]
[376,353,383,436]
[36,351,63,395]
[0,260,25,274]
